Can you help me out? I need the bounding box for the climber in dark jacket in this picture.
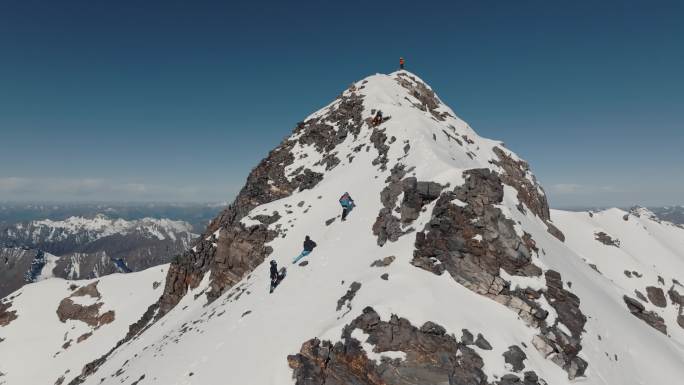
[270,260,279,283]
[293,235,317,264]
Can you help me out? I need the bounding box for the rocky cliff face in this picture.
[288,307,546,385]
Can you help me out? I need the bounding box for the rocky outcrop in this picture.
[594,232,620,247]
[372,164,443,246]
[336,282,362,312]
[503,345,527,372]
[623,295,667,334]
[646,286,667,308]
[411,169,587,379]
[491,147,550,222]
[490,146,565,243]
[0,300,17,327]
[412,169,540,292]
[288,307,541,385]
[56,282,115,328]
[370,256,395,267]
[394,72,452,121]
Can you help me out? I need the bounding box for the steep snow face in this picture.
[0,265,167,385]
[10,71,684,385]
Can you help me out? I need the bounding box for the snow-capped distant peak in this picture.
[11,215,197,242]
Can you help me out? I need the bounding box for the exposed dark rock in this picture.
[252,211,281,225]
[399,178,443,223]
[503,345,527,372]
[372,163,442,246]
[325,218,336,226]
[0,300,18,327]
[380,273,389,280]
[419,321,446,335]
[646,286,667,307]
[475,333,492,350]
[498,374,521,385]
[370,256,396,267]
[370,127,390,170]
[394,72,451,121]
[72,281,101,298]
[491,147,550,222]
[544,270,586,339]
[55,281,116,328]
[56,298,115,328]
[461,329,475,345]
[594,231,620,247]
[207,223,278,303]
[623,295,667,334]
[624,270,633,278]
[413,169,540,297]
[588,263,601,274]
[372,208,404,246]
[545,222,565,242]
[288,307,490,385]
[566,358,589,381]
[77,332,93,343]
[668,286,684,306]
[411,169,586,379]
[635,290,648,302]
[298,261,309,267]
[336,282,362,312]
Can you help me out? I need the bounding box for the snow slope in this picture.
[3,71,683,385]
[552,207,684,337]
[0,265,167,385]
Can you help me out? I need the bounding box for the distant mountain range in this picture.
[0,202,226,233]
[0,203,226,297]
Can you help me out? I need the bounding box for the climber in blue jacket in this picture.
[339,192,355,221]
[293,235,317,264]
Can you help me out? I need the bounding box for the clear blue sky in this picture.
[1,0,682,207]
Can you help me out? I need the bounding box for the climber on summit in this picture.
[339,192,355,221]
[293,235,317,264]
[399,57,405,70]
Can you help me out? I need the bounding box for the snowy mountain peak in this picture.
[2,71,683,385]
